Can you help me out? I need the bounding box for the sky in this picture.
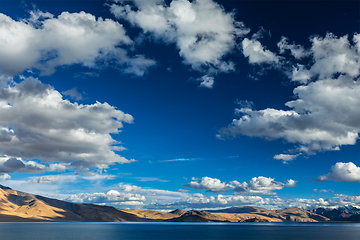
[0,0,359,211]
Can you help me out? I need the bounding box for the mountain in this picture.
[208,206,330,222]
[0,184,141,222]
[310,207,360,222]
[0,184,357,222]
[164,210,231,222]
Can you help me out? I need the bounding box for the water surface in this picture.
[1,222,359,240]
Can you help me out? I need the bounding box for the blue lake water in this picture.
[1,222,359,240]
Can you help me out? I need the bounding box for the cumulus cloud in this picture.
[65,186,189,208]
[219,74,360,156]
[148,193,360,210]
[149,193,286,210]
[110,0,249,85]
[67,189,146,206]
[242,38,280,64]
[184,176,235,193]
[184,176,295,195]
[61,187,360,210]
[231,176,296,195]
[285,179,297,187]
[0,10,155,77]
[290,33,360,84]
[219,32,360,158]
[0,77,135,171]
[15,178,357,210]
[0,157,69,174]
[316,162,360,182]
[285,194,360,210]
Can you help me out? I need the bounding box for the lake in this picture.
[1,222,359,240]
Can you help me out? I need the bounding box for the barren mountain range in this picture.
[0,184,359,222]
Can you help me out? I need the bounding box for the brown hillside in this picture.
[0,184,140,222]
[0,184,335,223]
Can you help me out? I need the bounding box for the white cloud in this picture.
[0,77,135,170]
[148,193,360,210]
[291,64,313,83]
[67,190,146,206]
[273,154,300,164]
[31,175,61,184]
[316,162,360,182]
[277,36,310,59]
[219,33,360,158]
[6,178,358,210]
[184,176,235,193]
[110,0,249,85]
[197,75,214,89]
[231,176,296,195]
[286,195,360,210]
[65,186,189,208]
[0,10,155,77]
[149,193,286,210]
[123,55,156,77]
[62,184,191,208]
[47,163,70,172]
[0,156,69,174]
[118,183,142,193]
[3,175,359,210]
[290,33,360,84]
[0,173,10,180]
[184,176,295,195]
[219,74,360,155]
[242,38,280,64]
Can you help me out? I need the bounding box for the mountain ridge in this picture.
[0,184,358,222]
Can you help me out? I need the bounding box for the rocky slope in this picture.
[0,184,358,222]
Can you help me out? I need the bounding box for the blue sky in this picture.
[0,0,359,210]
